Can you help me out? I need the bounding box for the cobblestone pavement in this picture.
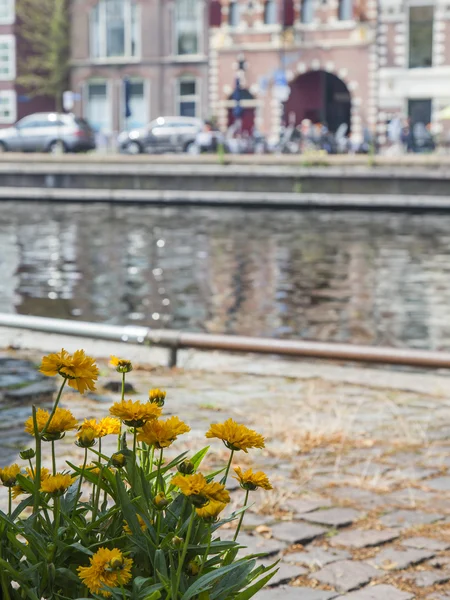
[2,349,450,599]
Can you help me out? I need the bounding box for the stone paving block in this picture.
[382,487,434,508]
[284,547,351,568]
[425,476,450,491]
[339,584,414,599]
[270,521,328,544]
[302,508,361,528]
[287,498,331,515]
[256,586,338,599]
[430,556,450,568]
[256,561,307,586]
[379,509,443,529]
[402,569,450,587]
[312,560,378,593]
[328,487,385,509]
[330,529,399,548]
[230,532,286,557]
[403,536,450,551]
[369,547,434,570]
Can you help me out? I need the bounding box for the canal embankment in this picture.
[0,154,449,203]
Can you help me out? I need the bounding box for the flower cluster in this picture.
[0,349,275,599]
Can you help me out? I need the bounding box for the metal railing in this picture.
[0,313,450,369]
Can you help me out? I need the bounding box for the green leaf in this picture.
[233,565,279,600]
[210,560,255,600]
[181,562,253,600]
[190,446,210,469]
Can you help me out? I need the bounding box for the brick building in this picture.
[70,0,211,138]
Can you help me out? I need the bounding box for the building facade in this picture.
[209,0,378,143]
[70,0,211,139]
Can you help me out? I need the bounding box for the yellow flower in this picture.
[96,417,121,437]
[40,348,99,394]
[195,499,227,521]
[111,452,127,468]
[205,419,265,452]
[24,407,78,440]
[137,416,190,448]
[123,514,147,536]
[110,355,133,373]
[12,467,50,499]
[76,425,97,448]
[149,388,166,406]
[233,466,273,491]
[77,547,133,597]
[85,464,113,478]
[171,473,230,507]
[109,399,162,428]
[0,464,20,487]
[40,473,77,496]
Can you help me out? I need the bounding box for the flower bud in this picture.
[19,448,35,460]
[149,388,166,407]
[111,452,127,468]
[76,427,97,449]
[108,556,125,571]
[177,459,195,475]
[172,535,184,548]
[186,560,200,576]
[153,492,171,510]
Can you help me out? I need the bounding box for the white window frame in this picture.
[174,0,203,57]
[0,89,16,124]
[0,0,15,25]
[176,76,200,117]
[90,0,141,61]
[84,78,113,135]
[228,1,240,27]
[0,35,15,81]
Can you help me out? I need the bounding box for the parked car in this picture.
[117,116,203,154]
[0,112,96,153]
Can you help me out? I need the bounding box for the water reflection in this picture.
[1,202,450,350]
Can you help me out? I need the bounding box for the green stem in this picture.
[92,439,102,522]
[175,509,195,596]
[8,488,11,517]
[221,450,234,486]
[54,496,60,540]
[198,528,212,577]
[27,459,35,478]
[118,373,125,451]
[233,489,250,542]
[73,447,88,517]
[132,428,137,486]
[0,539,11,600]
[32,407,42,514]
[155,448,164,495]
[41,378,67,438]
[51,441,56,475]
[149,445,155,476]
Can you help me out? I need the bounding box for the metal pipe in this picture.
[1,313,450,369]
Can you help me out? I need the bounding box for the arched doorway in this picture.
[284,71,351,133]
[227,88,256,133]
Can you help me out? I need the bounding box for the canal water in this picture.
[1,201,450,351]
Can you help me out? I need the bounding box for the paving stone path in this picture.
[2,349,450,598]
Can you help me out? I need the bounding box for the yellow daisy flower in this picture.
[233,466,273,491]
[76,424,97,448]
[40,473,77,496]
[136,416,190,448]
[196,499,227,522]
[0,463,20,487]
[12,467,50,499]
[96,417,121,437]
[40,348,99,394]
[110,355,133,373]
[24,407,78,440]
[123,514,147,536]
[148,388,166,407]
[171,473,230,507]
[77,547,133,597]
[84,464,114,478]
[109,399,161,428]
[205,418,265,452]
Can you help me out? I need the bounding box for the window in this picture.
[0,90,15,124]
[409,6,433,68]
[264,0,277,24]
[124,80,148,130]
[300,0,314,23]
[0,0,14,24]
[86,81,111,134]
[228,1,240,26]
[90,0,139,59]
[175,0,202,55]
[338,0,353,20]
[177,78,198,117]
[0,35,15,80]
